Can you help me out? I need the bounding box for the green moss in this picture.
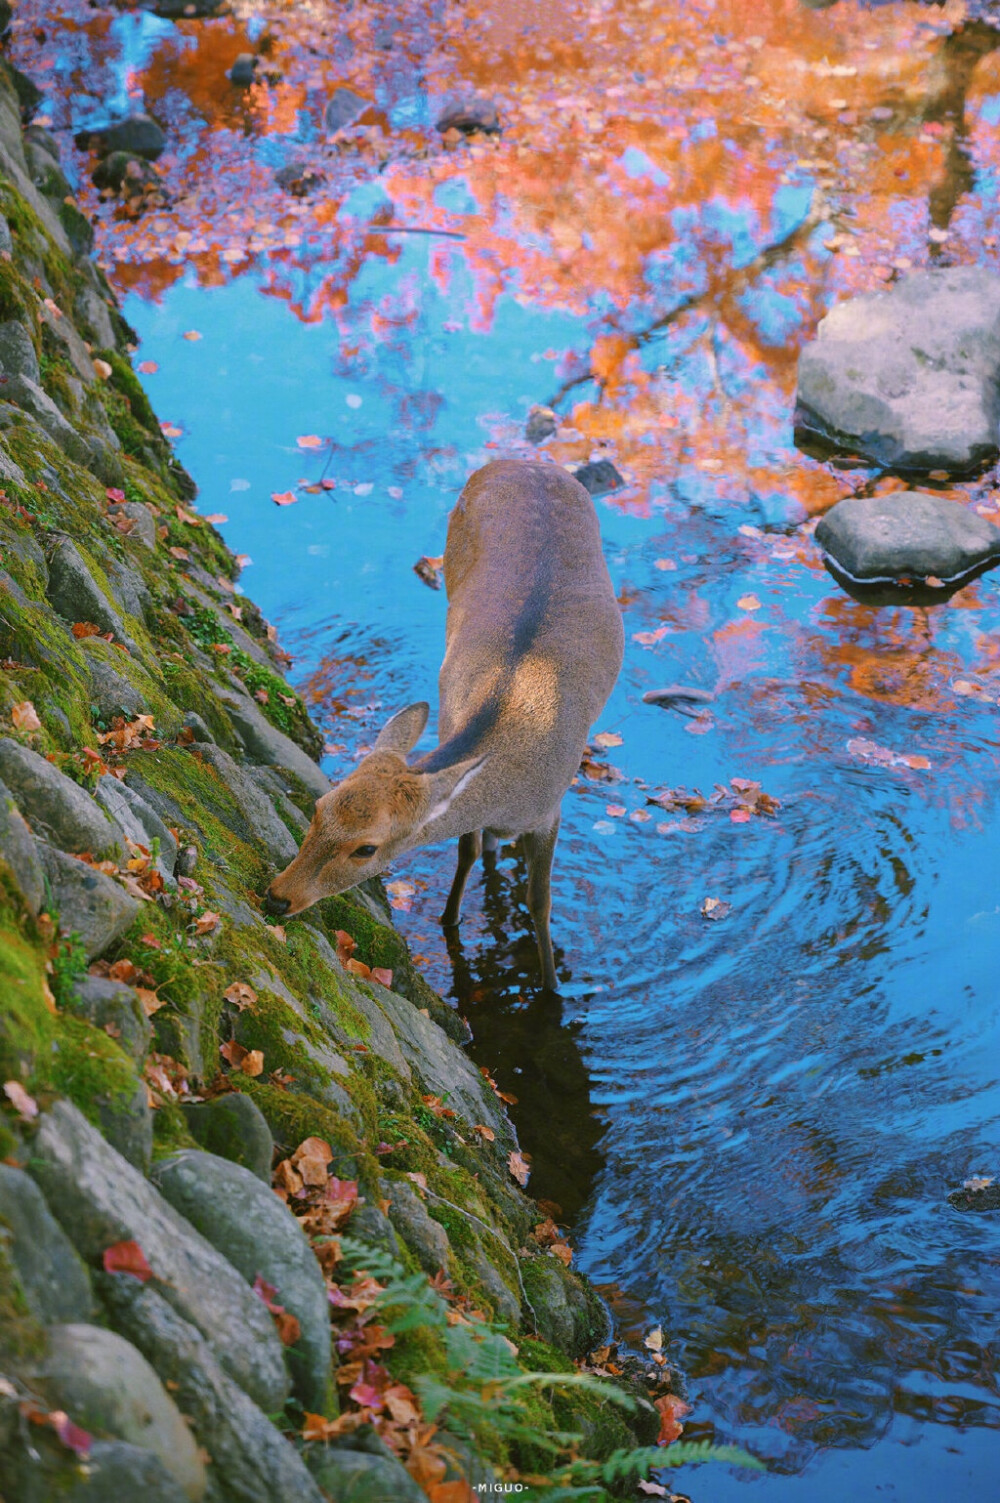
[126,746,270,889]
[0,1240,45,1366]
[152,1099,199,1160]
[47,1013,139,1122]
[0,254,30,321]
[239,1078,369,1178]
[0,869,51,1082]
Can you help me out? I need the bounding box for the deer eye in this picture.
[352,844,378,859]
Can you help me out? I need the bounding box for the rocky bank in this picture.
[0,54,659,1502]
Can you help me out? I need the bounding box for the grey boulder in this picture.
[28,1100,290,1413]
[814,491,1000,583]
[65,973,152,1066]
[151,1149,332,1413]
[0,738,124,857]
[796,268,1000,474]
[0,776,45,913]
[46,535,135,648]
[0,1164,95,1323]
[95,774,178,878]
[88,114,166,159]
[306,1445,427,1502]
[37,843,139,960]
[216,683,329,799]
[99,1278,326,1503]
[382,1176,450,1275]
[32,1323,207,1501]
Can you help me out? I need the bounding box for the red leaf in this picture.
[103,1240,154,1282]
[271,491,298,507]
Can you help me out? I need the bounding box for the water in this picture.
[13,0,1000,1493]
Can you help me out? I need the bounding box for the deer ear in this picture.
[375,701,429,755]
[424,756,484,826]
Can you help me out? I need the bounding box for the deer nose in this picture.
[263,890,290,917]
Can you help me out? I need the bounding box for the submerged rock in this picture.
[324,88,368,133]
[229,53,258,87]
[83,115,166,161]
[573,459,624,496]
[435,96,501,135]
[796,268,1000,474]
[525,405,558,443]
[814,491,1000,584]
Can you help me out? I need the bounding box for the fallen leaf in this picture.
[737,593,762,611]
[297,434,324,448]
[224,982,258,1011]
[654,1393,691,1445]
[644,1325,664,1352]
[3,1080,38,1121]
[241,1050,265,1077]
[92,358,112,380]
[193,910,221,936]
[137,360,158,374]
[182,329,202,341]
[700,897,732,921]
[203,513,228,525]
[103,1239,154,1282]
[370,967,393,988]
[168,546,190,561]
[11,701,41,732]
[272,491,298,507]
[592,731,623,748]
[508,1150,531,1187]
[472,1123,495,1142]
[135,987,165,1017]
[633,626,671,646]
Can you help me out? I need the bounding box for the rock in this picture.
[306,1446,427,1502]
[275,163,326,198]
[0,1165,96,1323]
[84,652,152,721]
[59,1441,193,1503]
[948,1178,1000,1212]
[525,405,558,443]
[229,53,258,87]
[93,150,160,200]
[324,88,368,133]
[2,377,98,471]
[102,1080,154,1173]
[180,1094,274,1182]
[85,115,166,161]
[186,742,299,865]
[216,684,329,799]
[65,974,152,1066]
[524,1255,609,1356]
[347,1202,402,1259]
[24,124,62,160]
[814,491,1000,584]
[109,500,157,549]
[0,319,40,381]
[32,1323,207,1501]
[0,777,45,914]
[98,1278,326,1503]
[25,140,72,201]
[573,459,623,496]
[37,843,139,960]
[181,710,214,743]
[106,556,153,622]
[382,1177,450,1275]
[0,738,124,858]
[176,842,199,877]
[94,775,178,878]
[151,1149,332,1412]
[374,985,509,1139]
[795,268,1000,474]
[28,1101,290,1413]
[435,96,501,135]
[46,535,133,647]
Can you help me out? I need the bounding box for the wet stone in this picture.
[229,52,258,86]
[0,1164,96,1324]
[83,114,166,160]
[814,491,1000,585]
[573,459,624,496]
[525,405,558,443]
[435,95,501,135]
[948,1178,1000,1212]
[795,267,1000,474]
[324,87,368,132]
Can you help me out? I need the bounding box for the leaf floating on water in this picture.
[592,731,623,748]
[700,896,732,921]
[847,737,931,772]
[271,491,298,507]
[297,434,324,448]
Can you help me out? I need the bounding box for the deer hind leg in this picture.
[442,829,482,928]
[481,829,499,874]
[521,813,561,991]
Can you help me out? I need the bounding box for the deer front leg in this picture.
[442,829,482,927]
[522,814,560,991]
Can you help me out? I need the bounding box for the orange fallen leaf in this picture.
[223,982,258,1011]
[297,434,324,448]
[11,701,41,732]
[103,1239,154,1282]
[203,513,228,525]
[182,330,202,341]
[168,546,190,561]
[472,1123,495,1142]
[508,1150,531,1187]
[272,491,298,507]
[137,360,158,374]
[737,593,762,611]
[193,910,221,935]
[592,731,623,748]
[654,1393,690,1445]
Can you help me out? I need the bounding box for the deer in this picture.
[263,457,624,990]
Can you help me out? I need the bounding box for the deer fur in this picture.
[264,458,624,989]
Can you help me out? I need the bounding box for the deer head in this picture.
[262,701,482,917]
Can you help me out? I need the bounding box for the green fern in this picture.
[337,1237,762,1497]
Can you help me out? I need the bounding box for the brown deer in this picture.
[263,458,624,989]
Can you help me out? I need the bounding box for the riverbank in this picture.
[0,51,675,1501]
